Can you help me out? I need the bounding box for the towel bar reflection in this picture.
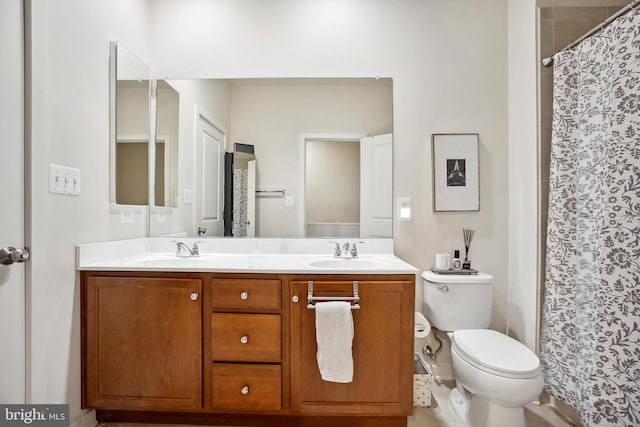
[306,280,360,310]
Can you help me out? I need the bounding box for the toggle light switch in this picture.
[49,164,81,195]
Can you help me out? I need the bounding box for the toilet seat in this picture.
[451,329,541,379]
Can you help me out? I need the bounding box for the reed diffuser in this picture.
[463,229,474,270]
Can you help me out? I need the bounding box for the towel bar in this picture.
[306,280,360,310]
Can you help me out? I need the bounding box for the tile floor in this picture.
[409,380,576,427]
[100,381,576,427]
[101,385,576,427]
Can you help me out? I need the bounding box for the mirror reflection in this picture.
[114,80,149,205]
[110,42,179,209]
[151,78,393,238]
[154,80,179,207]
[111,41,150,206]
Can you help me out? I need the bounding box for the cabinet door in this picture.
[290,279,414,415]
[84,276,202,411]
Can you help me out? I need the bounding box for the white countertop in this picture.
[76,238,418,275]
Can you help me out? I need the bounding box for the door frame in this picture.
[0,0,27,404]
[298,133,367,237]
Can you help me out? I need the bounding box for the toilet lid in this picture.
[452,329,541,379]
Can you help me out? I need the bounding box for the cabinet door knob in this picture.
[240,335,249,344]
[240,291,249,300]
[292,295,299,303]
[190,292,199,301]
[241,385,249,395]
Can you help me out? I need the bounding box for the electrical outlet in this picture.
[184,189,193,205]
[120,209,135,223]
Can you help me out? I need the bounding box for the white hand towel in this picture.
[315,301,354,383]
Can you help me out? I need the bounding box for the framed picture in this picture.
[432,133,480,212]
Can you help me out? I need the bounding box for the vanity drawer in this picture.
[211,279,281,310]
[211,313,281,362]
[211,363,281,413]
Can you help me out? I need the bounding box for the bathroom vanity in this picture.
[78,238,417,427]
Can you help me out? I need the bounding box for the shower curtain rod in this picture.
[542,0,640,67]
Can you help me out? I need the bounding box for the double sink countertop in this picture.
[76,237,419,274]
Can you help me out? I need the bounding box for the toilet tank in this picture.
[421,271,494,331]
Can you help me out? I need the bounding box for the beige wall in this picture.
[306,140,360,224]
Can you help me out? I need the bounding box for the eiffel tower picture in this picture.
[446,159,466,187]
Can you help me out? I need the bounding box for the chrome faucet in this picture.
[173,240,203,257]
[330,241,342,257]
[350,241,364,258]
[329,241,364,258]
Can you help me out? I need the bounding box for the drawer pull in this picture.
[240,335,249,344]
[241,385,249,395]
[240,291,249,300]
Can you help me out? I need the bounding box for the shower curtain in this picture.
[541,7,640,427]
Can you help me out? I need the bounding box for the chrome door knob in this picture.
[240,335,249,344]
[240,291,249,300]
[0,246,30,265]
[241,385,249,395]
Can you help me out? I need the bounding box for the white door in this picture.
[0,0,27,403]
[360,133,393,238]
[246,160,256,237]
[194,109,225,236]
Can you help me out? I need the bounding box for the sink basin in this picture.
[305,257,391,269]
[127,253,221,266]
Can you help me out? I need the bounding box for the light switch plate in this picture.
[49,164,81,195]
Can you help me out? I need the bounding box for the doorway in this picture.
[299,133,392,238]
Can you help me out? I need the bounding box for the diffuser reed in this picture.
[463,229,474,269]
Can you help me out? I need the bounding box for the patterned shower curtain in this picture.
[541,7,640,427]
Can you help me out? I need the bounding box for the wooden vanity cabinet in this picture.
[82,272,415,426]
[289,276,415,416]
[82,274,202,411]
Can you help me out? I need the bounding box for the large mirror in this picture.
[110,41,179,208]
[147,78,393,239]
[109,57,394,237]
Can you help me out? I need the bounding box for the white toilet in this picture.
[422,271,543,427]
